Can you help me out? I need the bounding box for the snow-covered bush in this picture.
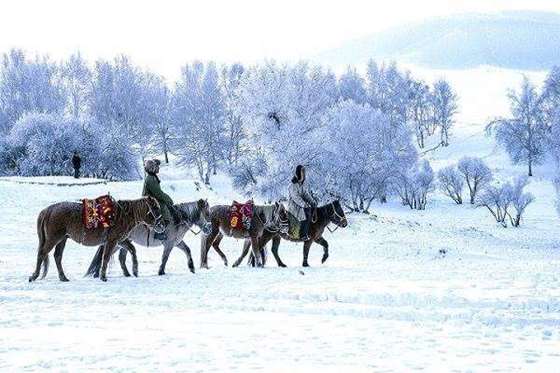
[7,113,81,176]
[506,176,535,227]
[476,183,511,227]
[457,157,493,204]
[477,176,534,227]
[394,160,435,210]
[437,165,464,204]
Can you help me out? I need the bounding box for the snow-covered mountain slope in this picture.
[313,11,560,70]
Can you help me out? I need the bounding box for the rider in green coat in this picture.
[142,159,175,240]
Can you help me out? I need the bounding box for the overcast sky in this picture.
[0,0,557,78]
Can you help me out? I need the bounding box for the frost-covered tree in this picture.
[61,52,92,119]
[0,49,65,128]
[89,56,157,163]
[320,101,417,212]
[221,63,246,166]
[432,79,458,147]
[488,77,547,176]
[142,73,172,163]
[438,165,464,204]
[172,61,226,184]
[338,66,367,104]
[407,80,433,148]
[365,60,410,129]
[457,157,493,204]
[235,61,338,198]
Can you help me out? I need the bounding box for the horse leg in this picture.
[271,236,287,267]
[158,243,174,276]
[302,240,313,267]
[29,236,59,282]
[233,239,251,268]
[53,238,69,282]
[119,240,138,277]
[100,241,116,282]
[176,241,195,274]
[315,236,329,264]
[211,233,228,266]
[200,228,217,269]
[118,246,131,277]
[250,236,263,268]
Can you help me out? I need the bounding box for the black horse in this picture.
[233,200,348,267]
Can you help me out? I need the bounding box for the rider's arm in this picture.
[289,184,311,208]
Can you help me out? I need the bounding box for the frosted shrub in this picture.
[457,157,493,204]
[437,165,464,204]
[394,160,435,210]
[477,176,534,227]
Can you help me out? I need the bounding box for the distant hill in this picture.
[313,11,560,70]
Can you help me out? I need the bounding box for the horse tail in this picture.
[36,208,50,279]
[85,246,104,277]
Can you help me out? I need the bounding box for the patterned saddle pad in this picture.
[82,195,115,229]
[229,200,254,230]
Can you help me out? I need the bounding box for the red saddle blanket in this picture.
[82,195,115,229]
[229,200,253,230]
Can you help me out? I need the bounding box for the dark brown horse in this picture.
[201,203,289,268]
[240,200,348,267]
[29,196,164,282]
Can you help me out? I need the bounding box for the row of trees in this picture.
[0,49,458,211]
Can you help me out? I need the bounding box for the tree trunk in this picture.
[528,159,533,177]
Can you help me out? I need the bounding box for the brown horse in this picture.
[240,200,348,267]
[29,196,164,282]
[201,202,289,268]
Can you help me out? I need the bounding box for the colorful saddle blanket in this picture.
[229,200,253,230]
[82,195,115,229]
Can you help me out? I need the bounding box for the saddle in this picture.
[82,195,115,229]
[229,200,253,231]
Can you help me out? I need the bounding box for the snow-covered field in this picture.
[1,69,560,371]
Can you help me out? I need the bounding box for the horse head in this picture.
[196,198,212,235]
[144,196,166,233]
[329,200,348,228]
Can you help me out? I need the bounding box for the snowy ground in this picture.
[2,69,560,371]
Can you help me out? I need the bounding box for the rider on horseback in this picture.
[142,159,177,240]
[287,165,317,241]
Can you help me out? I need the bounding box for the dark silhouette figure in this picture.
[71,151,81,179]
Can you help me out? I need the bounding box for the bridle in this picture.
[326,202,347,233]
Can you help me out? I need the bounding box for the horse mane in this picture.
[254,204,275,224]
[176,201,200,223]
[113,197,150,224]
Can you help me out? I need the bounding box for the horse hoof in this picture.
[302,263,310,267]
[28,276,36,282]
[321,256,329,264]
[133,272,138,277]
[100,276,107,282]
[158,270,165,276]
[59,277,70,282]
[278,263,287,268]
[123,273,131,277]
